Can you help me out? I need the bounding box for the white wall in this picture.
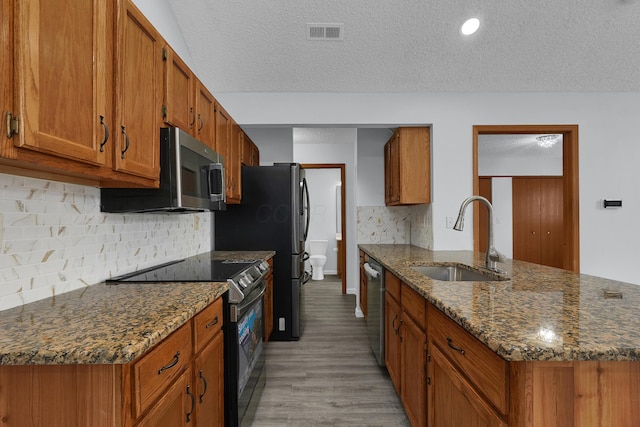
[304,169,341,275]
[291,129,359,295]
[243,127,294,165]
[492,178,513,258]
[216,91,640,286]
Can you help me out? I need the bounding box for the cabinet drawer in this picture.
[133,322,193,418]
[401,283,425,330]
[385,271,401,301]
[428,304,508,415]
[194,297,224,352]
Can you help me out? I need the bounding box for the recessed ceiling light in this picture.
[460,18,480,36]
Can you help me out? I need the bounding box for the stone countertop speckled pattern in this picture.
[359,244,640,362]
[0,251,274,366]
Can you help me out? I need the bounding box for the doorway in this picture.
[300,163,347,294]
[473,125,580,272]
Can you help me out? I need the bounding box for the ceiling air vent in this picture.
[307,24,344,41]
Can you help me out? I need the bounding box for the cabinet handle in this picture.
[157,351,181,374]
[197,113,204,133]
[392,315,398,334]
[189,107,195,129]
[120,126,130,159]
[398,319,404,342]
[186,384,195,423]
[199,369,208,403]
[99,115,109,152]
[446,337,465,355]
[205,315,219,328]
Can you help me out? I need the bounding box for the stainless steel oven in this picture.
[106,253,270,427]
[227,280,266,427]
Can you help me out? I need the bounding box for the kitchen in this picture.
[1,0,640,426]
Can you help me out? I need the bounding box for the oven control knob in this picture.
[259,261,269,272]
[238,277,249,288]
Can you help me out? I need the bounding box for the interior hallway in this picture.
[252,275,410,426]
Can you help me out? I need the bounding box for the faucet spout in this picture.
[453,195,506,273]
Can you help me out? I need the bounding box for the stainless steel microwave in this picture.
[101,128,225,213]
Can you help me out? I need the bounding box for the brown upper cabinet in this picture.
[194,80,216,149]
[3,0,161,187]
[241,131,259,167]
[3,0,255,190]
[113,0,163,182]
[8,0,111,169]
[162,47,195,133]
[227,122,241,203]
[162,46,216,150]
[384,127,431,205]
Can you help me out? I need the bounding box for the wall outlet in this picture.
[278,317,286,331]
[194,215,200,230]
[446,216,454,229]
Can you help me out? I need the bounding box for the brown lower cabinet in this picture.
[385,271,427,427]
[0,296,225,427]
[380,268,640,427]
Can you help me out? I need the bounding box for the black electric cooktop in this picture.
[107,252,259,283]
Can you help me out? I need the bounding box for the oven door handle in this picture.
[238,282,266,314]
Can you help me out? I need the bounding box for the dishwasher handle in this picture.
[363,262,380,279]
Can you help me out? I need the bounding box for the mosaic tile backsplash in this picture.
[0,173,211,311]
[357,204,432,249]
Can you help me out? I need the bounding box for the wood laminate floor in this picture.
[251,275,411,426]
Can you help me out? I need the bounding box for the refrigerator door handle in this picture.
[302,177,310,241]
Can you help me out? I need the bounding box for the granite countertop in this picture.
[359,244,640,362]
[0,251,274,366]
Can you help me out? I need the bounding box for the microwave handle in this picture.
[208,163,225,202]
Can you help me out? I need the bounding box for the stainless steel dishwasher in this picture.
[364,259,385,366]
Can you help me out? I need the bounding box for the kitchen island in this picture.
[0,250,274,427]
[360,244,640,427]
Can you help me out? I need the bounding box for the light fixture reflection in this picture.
[538,327,557,343]
[536,134,560,148]
[461,18,480,36]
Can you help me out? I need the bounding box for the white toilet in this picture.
[309,240,328,280]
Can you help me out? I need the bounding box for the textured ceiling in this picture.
[167,0,640,93]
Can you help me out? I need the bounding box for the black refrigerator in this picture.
[214,163,310,341]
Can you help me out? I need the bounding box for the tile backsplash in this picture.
[357,204,432,249]
[0,173,211,311]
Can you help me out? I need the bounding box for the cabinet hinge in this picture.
[162,48,168,61]
[427,353,431,362]
[6,112,19,139]
[161,105,167,118]
[427,376,431,385]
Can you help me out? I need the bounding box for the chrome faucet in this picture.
[453,195,506,273]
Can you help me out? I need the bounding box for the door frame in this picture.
[300,163,347,294]
[472,125,580,273]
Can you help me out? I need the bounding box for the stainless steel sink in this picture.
[410,265,505,282]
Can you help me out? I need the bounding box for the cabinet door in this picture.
[136,369,191,427]
[539,177,564,268]
[195,80,215,148]
[227,122,241,203]
[428,344,507,427]
[264,268,274,342]
[512,178,542,264]
[385,293,402,394]
[163,47,195,132]
[14,0,109,166]
[114,0,162,180]
[384,134,400,204]
[401,311,427,427]
[194,332,225,427]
